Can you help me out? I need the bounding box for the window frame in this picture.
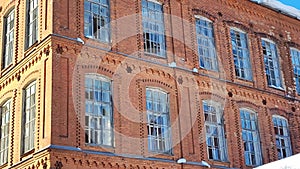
[0,99,11,165]
[22,81,36,154]
[290,48,300,94]
[240,108,262,166]
[84,74,114,147]
[195,16,218,71]
[84,0,111,42]
[261,38,283,89]
[202,100,228,162]
[25,0,39,49]
[272,115,292,159]
[146,87,171,154]
[230,28,252,80]
[2,9,15,69]
[142,0,166,57]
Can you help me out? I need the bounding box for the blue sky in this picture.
[278,0,300,10]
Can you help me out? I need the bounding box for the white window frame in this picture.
[0,100,10,165]
[203,100,227,161]
[261,39,282,89]
[290,48,300,94]
[22,81,36,153]
[84,0,110,42]
[230,28,252,80]
[240,109,262,166]
[146,88,171,153]
[26,0,38,48]
[84,74,113,146]
[142,0,166,57]
[195,16,218,71]
[272,115,292,159]
[3,9,14,69]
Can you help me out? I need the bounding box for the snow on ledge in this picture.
[250,0,300,20]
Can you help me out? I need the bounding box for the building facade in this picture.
[0,0,300,168]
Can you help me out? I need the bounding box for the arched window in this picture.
[290,48,300,94]
[195,16,218,71]
[84,0,110,42]
[230,28,252,80]
[0,100,10,165]
[146,88,171,153]
[240,109,262,166]
[26,0,38,48]
[203,100,227,161]
[3,9,14,69]
[142,0,166,57]
[22,81,36,153]
[261,39,282,88]
[84,74,113,146]
[272,115,292,159]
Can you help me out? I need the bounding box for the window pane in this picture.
[230,29,252,80]
[262,40,282,88]
[84,0,110,42]
[146,88,170,153]
[203,101,227,161]
[3,9,15,68]
[142,0,166,57]
[240,109,262,165]
[85,75,113,146]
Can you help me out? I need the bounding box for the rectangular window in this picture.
[291,48,300,94]
[146,88,171,153]
[84,0,110,42]
[273,116,292,159]
[240,109,262,166]
[85,75,113,146]
[142,0,166,57]
[203,101,227,161]
[23,82,36,153]
[3,9,14,69]
[0,100,10,165]
[262,39,282,88]
[26,0,38,48]
[230,29,252,80]
[195,17,218,71]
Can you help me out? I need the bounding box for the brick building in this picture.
[0,0,300,168]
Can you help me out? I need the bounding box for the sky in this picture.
[278,0,300,10]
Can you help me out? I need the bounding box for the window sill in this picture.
[207,159,231,168]
[20,149,35,160]
[144,52,166,59]
[0,163,8,169]
[84,36,112,49]
[268,85,285,91]
[84,143,115,153]
[1,63,14,76]
[24,41,39,57]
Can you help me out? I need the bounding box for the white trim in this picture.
[290,47,300,52]
[230,27,246,33]
[194,15,212,22]
[146,0,162,5]
[261,38,275,44]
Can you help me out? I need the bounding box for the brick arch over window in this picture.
[191,9,218,22]
[199,92,226,105]
[269,108,290,119]
[1,0,15,15]
[255,32,281,44]
[235,100,261,113]
[224,20,253,33]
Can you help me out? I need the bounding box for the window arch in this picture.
[272,115,292,159]
[240,108,262,166]
[2,9,15,69]
[195,16,218,71]
[84,74,113,146]
[290,48,300,94]
[146,87,171,153]
[202,100,227,161]
[0,99,11,165]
